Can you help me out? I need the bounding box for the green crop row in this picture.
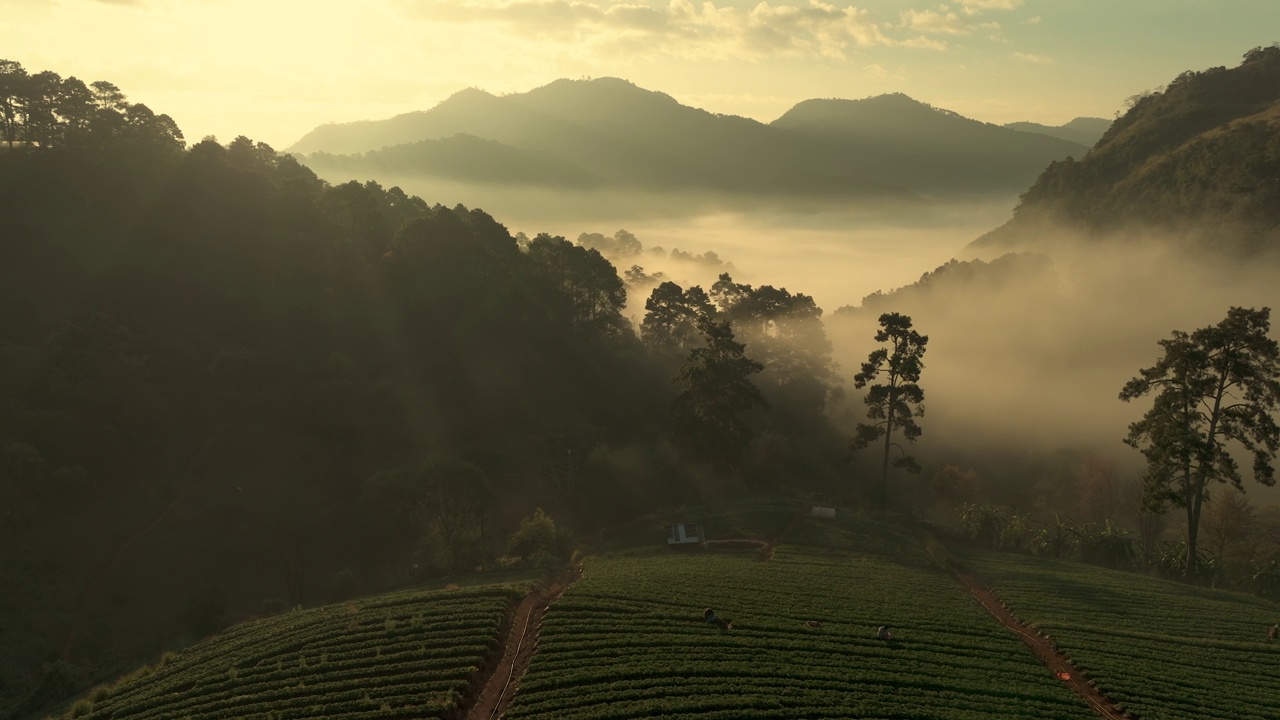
[65,586,519,720]
[504,519,1097,720]
[961,549,1280,720]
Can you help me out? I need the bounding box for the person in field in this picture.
[1268,623,1278,641]
[876,625,893,641]
[703,607,731,630]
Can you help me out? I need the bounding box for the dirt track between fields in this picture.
[461,565,582,720]
[953,571,1130,720]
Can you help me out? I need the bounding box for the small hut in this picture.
[666,523,704,546]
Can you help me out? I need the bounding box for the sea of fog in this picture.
[339,175,1280,508]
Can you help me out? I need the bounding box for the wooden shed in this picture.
[666,523,704,546]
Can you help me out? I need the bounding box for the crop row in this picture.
[962,549,1280,720]
[505,519,1097,720]
[66,585,520,720]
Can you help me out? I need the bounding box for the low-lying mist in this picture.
[316,167,1280,507]
[829,232,1280,506]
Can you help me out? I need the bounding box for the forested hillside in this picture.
[974,46,1280,256]
[0,62,850,718]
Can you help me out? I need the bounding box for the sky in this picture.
[2,0,1276,148]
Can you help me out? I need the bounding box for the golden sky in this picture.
[2,0,1275,147]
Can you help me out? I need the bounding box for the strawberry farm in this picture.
[962,550,1280,720]
[57,585,520,720]
[503,514,1095,720]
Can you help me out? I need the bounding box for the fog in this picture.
[828,233,1280,506]
[317,171,1280,507]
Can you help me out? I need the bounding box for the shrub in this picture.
[507,508,558,559]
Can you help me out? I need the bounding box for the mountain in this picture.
[290,80,1089,201]
[973,46,1280,257]
[769,93,1090,193]
[293,78,907,199]
[1003,117,1111,148]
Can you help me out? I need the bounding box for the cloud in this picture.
[901,8,969,35]
[958,0,1022,14]
[1012,51,1053,64]
[900,6,1000,38]
[899,35,947,50]
[1024,15,1041,25]
[418,0,906,61]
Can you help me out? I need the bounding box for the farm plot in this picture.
[962,550,1280,720]
[504,516,1095,720]
[60,585,521,720]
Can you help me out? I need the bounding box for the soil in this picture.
[460,565,583,720]
[953,571,1131,720]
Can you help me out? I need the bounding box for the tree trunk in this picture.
[1185,493,1199,579]
[880,390,895,502]
[1186,369,1230,579]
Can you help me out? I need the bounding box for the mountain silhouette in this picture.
[1003,117,1111,148]
[770,93,1089,194]
[291,79,1089,201]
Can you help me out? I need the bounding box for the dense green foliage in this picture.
[0,62,854,716]
[52,585,518,720]
[962,549,1280,720]
[504,514,1094,720]
[976,46,1280,255]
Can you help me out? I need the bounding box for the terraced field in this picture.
[962,550,1280,720]
[504,514,1095,720]
[58,585,520,720]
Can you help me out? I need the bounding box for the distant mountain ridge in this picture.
[291,79,1090,201]
[973,46,1280,257]
[769,93,1089,193]
[1003,117,1111,148]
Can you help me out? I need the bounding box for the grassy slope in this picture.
[961,550,1280,720]
[506,511,1095,720]
[54,585,522,720]
[51,500,1280,720]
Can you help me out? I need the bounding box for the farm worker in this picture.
[876,625,892,641]
[1269,624,1278,641]
[704,608,717,624]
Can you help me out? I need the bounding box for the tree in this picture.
[641,281,713,351]
[849,312,928,500]
[1120,306,1280,579]
[0,60,28,144]
[671,314,766,473]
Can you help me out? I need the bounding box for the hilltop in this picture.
[1003,117,1111,148]
[291,79,1089,201]
[770,93,1089,193]
[972,45,1280,257]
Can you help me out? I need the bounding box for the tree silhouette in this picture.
[672,314,766,473]
[850,312,927,501]
[1120,306,1280,579]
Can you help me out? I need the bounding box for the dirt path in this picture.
[953,572,1130,720]
[460,565,582,720]
[703,506,809,561]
